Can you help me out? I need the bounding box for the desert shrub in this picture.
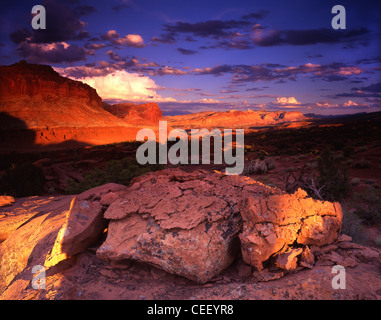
[350,177,361,186]
[264,157,275,170]
[353,159,371,169]
[243,159,268,175]
[284,148,349,201]
[341,208,368,244]
[314,148,350,201]
[353,187,381,226]
[0,162,45,197]
[65,157,162,194]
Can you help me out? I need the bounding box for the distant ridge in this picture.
[163,109,310,129]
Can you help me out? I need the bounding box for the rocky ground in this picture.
[0,169,380,300]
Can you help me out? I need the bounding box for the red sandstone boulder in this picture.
[97,169,250,283]
[96,169,343,283]
[239,188,343,271]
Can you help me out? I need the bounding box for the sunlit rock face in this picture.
[97,168,342,283]
[0,183,126,293]
[163,109,309,130]
[0,61,154,149]
[104,102,162,125]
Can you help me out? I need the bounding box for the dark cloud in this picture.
[216,38,253,50]
[162,19,251,39]
[352,82,381,93]
[177,48,198,55]
[193,62,364,84]
[84,42,106,50]
[17,42,87,63]
[356,57,381,65]
[334,92,381,98]
[151,32,177,44]
[106,50,123,61]
[253,27,369,47]
[241,10,269,20]
[9,28,32,44]
[112,4,130,13]
[10,0,91,44]
[73,5,97,16]
[333,82,381,99]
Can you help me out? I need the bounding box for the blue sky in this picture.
[0,0,380,115]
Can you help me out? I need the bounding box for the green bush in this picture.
[0,162,45,197]
[65,157,162,194]
[353,187,381,226]
[315,148,350,201]
[341,208,368,245]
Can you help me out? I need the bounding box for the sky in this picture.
[0,0,380,116]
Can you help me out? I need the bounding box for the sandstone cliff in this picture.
[0,61,153,150]
[103,102,162,124]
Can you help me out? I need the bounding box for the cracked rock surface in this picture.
[97,168,343,283]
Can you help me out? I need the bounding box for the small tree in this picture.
[284,147,349,201]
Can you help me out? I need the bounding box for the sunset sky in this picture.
[0,0,380,115]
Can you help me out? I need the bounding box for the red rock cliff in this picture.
[104,102,162,124]
[0,61,155,151]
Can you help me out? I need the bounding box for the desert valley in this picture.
[0,61,380,300]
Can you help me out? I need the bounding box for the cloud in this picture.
[10,0,91,44]
[101,30,145,48]
[151,33,177,44]
[101,30,143,47]
[313,100,374,110]
[241,11,269,20]
[251,27,369,47]
[177,48,198,55]
[275,97,301,105]
[162,19,251,39]
[153,66,190,76]
[73,70,162,101]
[73,5,97,16]
[8,0,94,63]
[112,4,130,13]
[269,96,302,109]
[352,82,381,93]
[84,43,107,50]
[56,67,183,103]
[17,41,87,63]
[343,100,358,107]
[106,50,123,62]
[334,82,381,99]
